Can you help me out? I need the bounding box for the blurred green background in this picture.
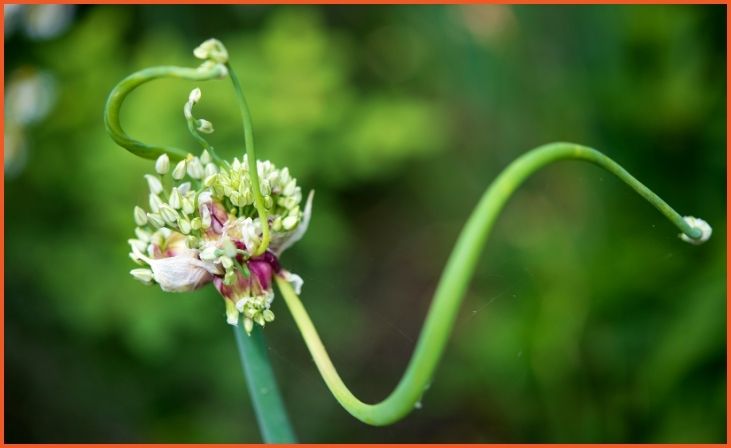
[4,5,726,443]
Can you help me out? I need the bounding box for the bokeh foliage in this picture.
[5,5,725,442]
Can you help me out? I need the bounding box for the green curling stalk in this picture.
[104,64,228,161]
[274,142,711,426]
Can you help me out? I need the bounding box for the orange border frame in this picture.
[0,2,727,446]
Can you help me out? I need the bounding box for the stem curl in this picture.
[275,142,708,426]
[104,57,271,255]
[104,64,227,161]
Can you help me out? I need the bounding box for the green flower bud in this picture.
[225,299,239,326]
[190,217,202,230]
[224,269,237,286]
[282,215,298,231]
[263,309,275,322]
[254,313,265,327]
[243,317,254,335]
[186,235,198,248]
[221,256,234,270]
[230,191,242,206]
[272,216,283,232]
[178,217,191,235]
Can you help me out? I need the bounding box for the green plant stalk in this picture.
[103,64,227,161]
[226,62,271,257]
[234,321,297,443]
[275,142,705,426]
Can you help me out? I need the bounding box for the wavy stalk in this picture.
[275,142,706,426]
[103,64,227,161]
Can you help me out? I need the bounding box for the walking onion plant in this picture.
[105,39,711,442]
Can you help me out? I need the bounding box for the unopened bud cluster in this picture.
[129,148,311,333]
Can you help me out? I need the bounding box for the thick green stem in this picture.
[234,323,297,443]
[275,142,707,426]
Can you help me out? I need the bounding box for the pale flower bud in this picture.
[200,150,211,165]
[260,180,271,196]
[197,119,214,134]
[205,163,218,178]
[130,268,154,284]
[155,154,170,175]
[149,193,163,213]
[272,216,283,232]
[200,245,219,262]
[189,88,201,105]
[145,174,163,195]
[134,206,148,226]
[187,157,204,179]
[147,213,165,229]
[178,181,192,195]
[169,187,182,209]
[159,205,180,225]
[182,197,195,216]
[193,39,229,64]
[172,160,187,180]
[680,216,712,245]
[135,227,151,242]
[201,207,212,229]
[128,238,147,252]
